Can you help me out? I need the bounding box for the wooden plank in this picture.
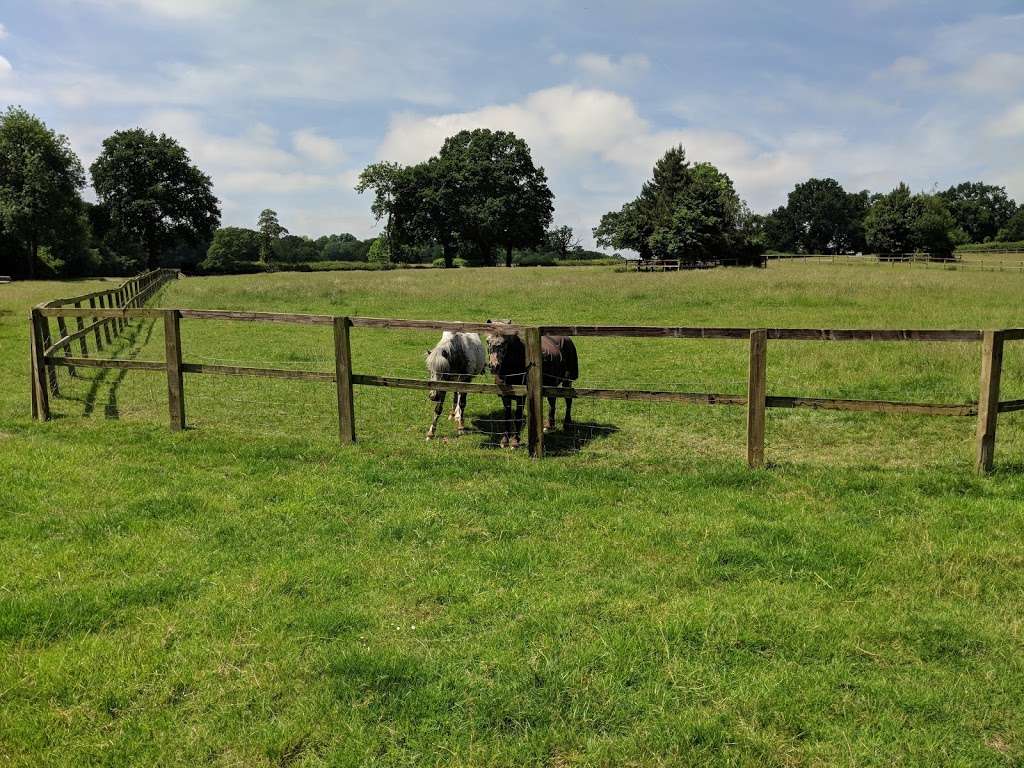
[350,317,522,334]
[976,330,1004,474]
[42,315,60,390]
[333,317,357,444]
[44,316,119,356]
[181,363,335,381]
[1002,329,1024,341]
[525,326,544,458]
[541,325,982,342]
[30,309,50,421]
[178,309,334,325]
[544,386,745,405]
[39,307,164,319]
[352,374,526,396]
[765,396,975,416]
[164,310,185,431]
[54,315,74,377]
[998,399,1024,413]
[73,301,89,358]
[46,356,166,372]
[747,329,768,468]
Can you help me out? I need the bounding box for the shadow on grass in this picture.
[469,407,618,455]
[50,317,158,420]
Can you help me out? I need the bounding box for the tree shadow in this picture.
[468,407,618,455]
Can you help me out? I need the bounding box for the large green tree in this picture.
[865,184,958,258]
[785,177,871,254]
[938,182,1016,243]
[90,129,220,269]
[0,106,86,277]
[357,130,553,268]
[257,208,287,264]
[997,207,1024,242]
[201,227,260,273]
[593,145,761,264]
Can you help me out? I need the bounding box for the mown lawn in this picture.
[2,263,1023,766]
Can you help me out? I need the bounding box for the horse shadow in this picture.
[468,406,618,455]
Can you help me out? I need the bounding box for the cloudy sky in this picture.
[1,1,1022,246]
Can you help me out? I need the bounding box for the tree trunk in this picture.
[505,245,513,268]
[442,242,455,269]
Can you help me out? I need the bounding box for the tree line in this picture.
[3,104,1023,278]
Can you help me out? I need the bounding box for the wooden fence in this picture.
[29,279,1024,473]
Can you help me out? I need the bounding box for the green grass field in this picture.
[2,263,1024,766]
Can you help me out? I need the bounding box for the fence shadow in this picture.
[469,407,618,454]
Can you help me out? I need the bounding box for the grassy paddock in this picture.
[2,263,1024,766]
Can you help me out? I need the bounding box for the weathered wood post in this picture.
[100,293,113,345]
[30,308,51,421]
[975,330,1004,474]
[163,309,186,431]
[525,326,545,458]
[54,313,73,379]
[73,301,89,358]
[746,329,768,468]
[89,296,103,350]
[333,316,356,444]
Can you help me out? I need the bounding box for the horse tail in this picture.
[563,338,579,381]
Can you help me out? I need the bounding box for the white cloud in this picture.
[575,53,650,81]
[0,23,7,39]
[954,52,1024,93]
[292,129,346,166]
[877,55,930,82]
[548,52,568,66]
[81,0,240,20]
[988,103,1024,139]
[0,55,11,77]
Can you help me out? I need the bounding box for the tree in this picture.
[201,227,260,273]
[367,236,390,264]
[272,234,319,263]
[910,194,957,259]
[594,145,761,264]
[436,129,553,267]
[785,178,856,254]
[0,107,86,277]
[938,182,1016,243]
[762,206,799,252]
[90,128,220,269]
[997,207,1024,242]
[547,225,581,259]
[317,233,368,261]
[865,183,915,256]
[257,208,287,264]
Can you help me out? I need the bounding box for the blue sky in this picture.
[1,1,1022,246]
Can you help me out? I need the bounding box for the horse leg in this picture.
[427,391,446,440]
[563,392,574,431]
[455,392,467,435]
[510,396,524,448]
[545,396,556,432]
[500,396,512,448]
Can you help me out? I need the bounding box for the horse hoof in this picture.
[426,434,434,441]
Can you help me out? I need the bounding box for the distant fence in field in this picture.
[29,271,1023,473]
[771,253,1024,272]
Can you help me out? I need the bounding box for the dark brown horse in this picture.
[485,321,579,448]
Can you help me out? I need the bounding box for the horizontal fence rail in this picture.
[29,294,1024,473]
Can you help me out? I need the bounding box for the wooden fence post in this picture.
[73,301,89,358]
[333,316,356,444]
[89,296,103,351]
[30,309,50,421]
[975,330,1004,474]
[526,326,545,458]
[163,309,185,431]
[746,329,768,468]
[100,293,113,345]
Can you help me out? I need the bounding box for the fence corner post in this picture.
[975,329,1004,474]
[30,308,50,421]
[333,316,356,444]
[525,326,544,459]
[163,309,186,431]
[746,329,768,469]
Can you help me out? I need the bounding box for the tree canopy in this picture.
[0,106,86,277]
[358,129,553,267]
[593,146,763,264]
[785,178,870,254]
[864,184,958,258]
[938,182,1016,243]
[90,128,220,269]
[257,208,287,264]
